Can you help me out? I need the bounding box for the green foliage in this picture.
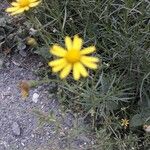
[130,114,144,127]
[34,46,51,60]
[130,108,150,127]
[0,11,41,60]
[58,71,134,115]
[32,109,56,127]
[0,12,25,52]
[93,128,141,150]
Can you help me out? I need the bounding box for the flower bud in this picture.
[26,37,37,46]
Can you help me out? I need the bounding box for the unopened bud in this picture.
[26,37,37,46]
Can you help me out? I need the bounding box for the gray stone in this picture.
[19,49,27,57]
[12,122,21,136]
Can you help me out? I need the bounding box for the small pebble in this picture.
[31,134,34,138]
[29,28,37,35]
[12,122,21,136]
[32,93,39,103]
[19,49,27,57]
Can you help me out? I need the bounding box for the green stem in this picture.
[28,78,60,88]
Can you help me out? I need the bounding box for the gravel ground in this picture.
[0,53,92,150]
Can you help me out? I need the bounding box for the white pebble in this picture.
[32,93,39,103]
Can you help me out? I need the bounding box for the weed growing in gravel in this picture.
[5,0,150,149]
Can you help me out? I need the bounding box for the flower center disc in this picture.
[65,50,81,63]
[19,0,30,7]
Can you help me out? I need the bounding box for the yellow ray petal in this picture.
[29,1,40,7]
[6,7,19,12]
[60,64,72,79]
[81,56,99,63]
[48,58,66,67]
[76,62,88,77]
[73,63,80,80]
[72,35,83,51]
[65,36,72,50]
[81,58,98,69]
[52,61,67,73]
[24,6,29,11]
[11,2,19,7]
[29,0,38,2]
[80,46,96,55]
[11,8,26,15]
[50,45,67,57]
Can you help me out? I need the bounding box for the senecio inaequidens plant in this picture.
[5,1,100,81]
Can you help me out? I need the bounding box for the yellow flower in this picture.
[48,35,99,80]
[6,0,40,15]
[121,118,129,129]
